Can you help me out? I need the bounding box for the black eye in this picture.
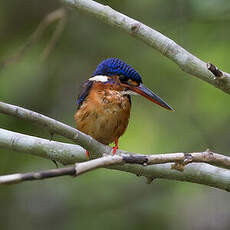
[119,75,128,82]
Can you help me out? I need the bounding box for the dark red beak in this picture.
[129,83,174,111]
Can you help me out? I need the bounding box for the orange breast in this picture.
[74,83,131,145]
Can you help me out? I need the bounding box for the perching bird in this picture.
[74,58,173,157]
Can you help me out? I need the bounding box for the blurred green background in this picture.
[0,0,230,229]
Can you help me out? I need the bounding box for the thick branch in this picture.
[1,101,230,170]
[0,128,230,191]
[0,102,229,190]
[1,2,229,191]
[0,128,86,164]
[64,0,230,94]
[0,101,111,158]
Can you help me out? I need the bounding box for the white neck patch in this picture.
[89,75,108,82]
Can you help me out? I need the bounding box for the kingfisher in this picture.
[74,58,174,157]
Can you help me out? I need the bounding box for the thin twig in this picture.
[0,168,76,184]
[1,128,230,191]
[147,151,230,170]
[1,153,230,187]
[0,155,123,184]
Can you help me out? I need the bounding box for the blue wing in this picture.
[76,80,93,110]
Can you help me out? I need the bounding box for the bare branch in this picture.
[0,152,230,193]
[147,151,230,170]
[206,62,230,81]
[64,0,230,94]
[0,128,230,191]
[0,167,76,184]
[1,101,230,170]
[0,128,86,164]
[0,101,112,158]
[0,155,123,184]
[0,1,229,191]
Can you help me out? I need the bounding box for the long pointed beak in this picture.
[129,83,174,111]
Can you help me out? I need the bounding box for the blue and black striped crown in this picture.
[92,58,142,83]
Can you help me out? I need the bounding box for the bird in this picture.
[74,58,174,158]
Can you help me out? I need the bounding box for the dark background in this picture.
[0,0,230,229]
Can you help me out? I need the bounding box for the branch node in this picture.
[131,23,140,34]
[207,62,225,79]
[205,148,213,155]
[122,154,148,165]
[171,162,185,172]
[184,153,193,164]
[34,172,42,179]
[171,153,193,171]
[73,133,78,140]
[204,149,214,161]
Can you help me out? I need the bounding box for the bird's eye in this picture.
[127,79,139,86]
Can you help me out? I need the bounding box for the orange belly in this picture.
[74,87,131,145]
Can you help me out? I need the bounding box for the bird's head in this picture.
[89,58,174,111]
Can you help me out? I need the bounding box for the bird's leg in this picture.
[112,137,119,154]
[86,150,90,159]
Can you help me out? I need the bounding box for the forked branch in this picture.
[1,101,230,170]
[0,142,230,190]
[0,102,230,191]
[0,1,230,190]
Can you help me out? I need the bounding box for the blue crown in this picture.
[92,58,142,83]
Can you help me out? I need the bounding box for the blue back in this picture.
[92,58,142,83]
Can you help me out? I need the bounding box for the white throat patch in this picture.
[89,75,108,82]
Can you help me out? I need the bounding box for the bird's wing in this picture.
[76,80,94,110]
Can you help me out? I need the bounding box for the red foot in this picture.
[86,150,90,159]
[112,137,119,155]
